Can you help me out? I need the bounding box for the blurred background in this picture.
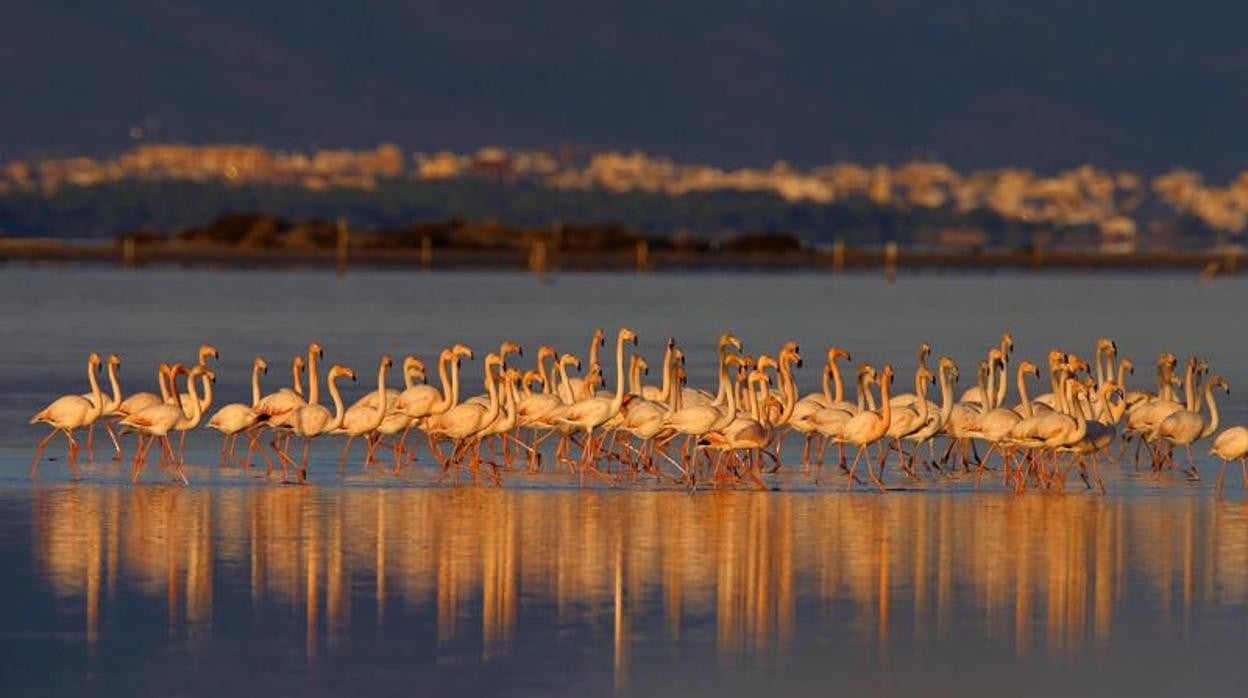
[2,1,1247,264]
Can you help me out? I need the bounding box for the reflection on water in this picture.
[23,485,1248,692]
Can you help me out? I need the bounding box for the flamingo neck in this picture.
[327,375,346,430]
[1182,363,1196,411]
[435,353,452,407]
[609,334,628,415]
[747,375,762,422]
[182,372,203,425]
[556,361,574,404]
[481,366,500,425]
[821,362,832,403]
[447,358,462,410]
[629,357,643,396]
[250,362,263,407]
[994,355,1009,409]
[712,368,738,431]
[713,345,730,405]
[831,356,845,403]
[198,372,213,413]
[105,361,121,411]
[87,360,103,418]
[777,359,798,425]
[366,362,390,431]
[659,347,673,403]
[1201,383,1221,438]
[537,353,552,396]
[307,349,320,406]
[158,366,172,402]
[938,367,955,425]
[878,375,892,429]
[1017,369,1034,420]
[292,360,304,398]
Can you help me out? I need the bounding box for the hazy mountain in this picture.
[4,1,1247,175]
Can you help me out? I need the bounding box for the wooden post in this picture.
[883,241,898,284]
[529,240,548,282]
[635,239,649,272]
[420,235,433,271]
[832,238,845,273]
[122,236,136,270]
[335,218,349,277]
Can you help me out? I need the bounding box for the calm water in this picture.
[2,268,1247,695]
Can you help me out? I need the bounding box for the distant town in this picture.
[2,142,1247,253]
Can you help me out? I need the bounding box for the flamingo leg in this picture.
[104,421,123,460]
[30,429,60,477]
[299,438,312,482]
[845,446,866,491]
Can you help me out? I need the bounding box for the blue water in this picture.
[1,268,1247,696]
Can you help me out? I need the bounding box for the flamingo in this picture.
[30,352,104,476]
[563,328,605,402]
[206,356,271,468]
[841,364,895,491]
[1150,374,1228,478]
[556,328,638,482]
[1211,426,1248,491]
[901,357,958,472]
[82,353,123,460]
[121,364,209,484]
[337,355,394,467]
[255,343,321,429]
[274,364,356,482]
[424,353,503,482]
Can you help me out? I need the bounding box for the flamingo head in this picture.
[254,356,268,374]
[381,354,394,369]
[719,333,742,352]
[500,341,522,359]
[538,345,556,361]
[1019,360,1040,379]
[403,355,425,379]
[828,346,851,364]
[619,328,638,346]
[107,353,121,368]
[1120,358,1134,375]
[199,344,220,364]
[453,344,474,361]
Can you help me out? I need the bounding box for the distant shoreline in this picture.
[2,240,1242,275]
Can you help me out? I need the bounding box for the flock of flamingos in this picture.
[28,329,1248,493]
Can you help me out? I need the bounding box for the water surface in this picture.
[2,268,1246,695]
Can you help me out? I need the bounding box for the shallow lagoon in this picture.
[2,268,1246,696]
